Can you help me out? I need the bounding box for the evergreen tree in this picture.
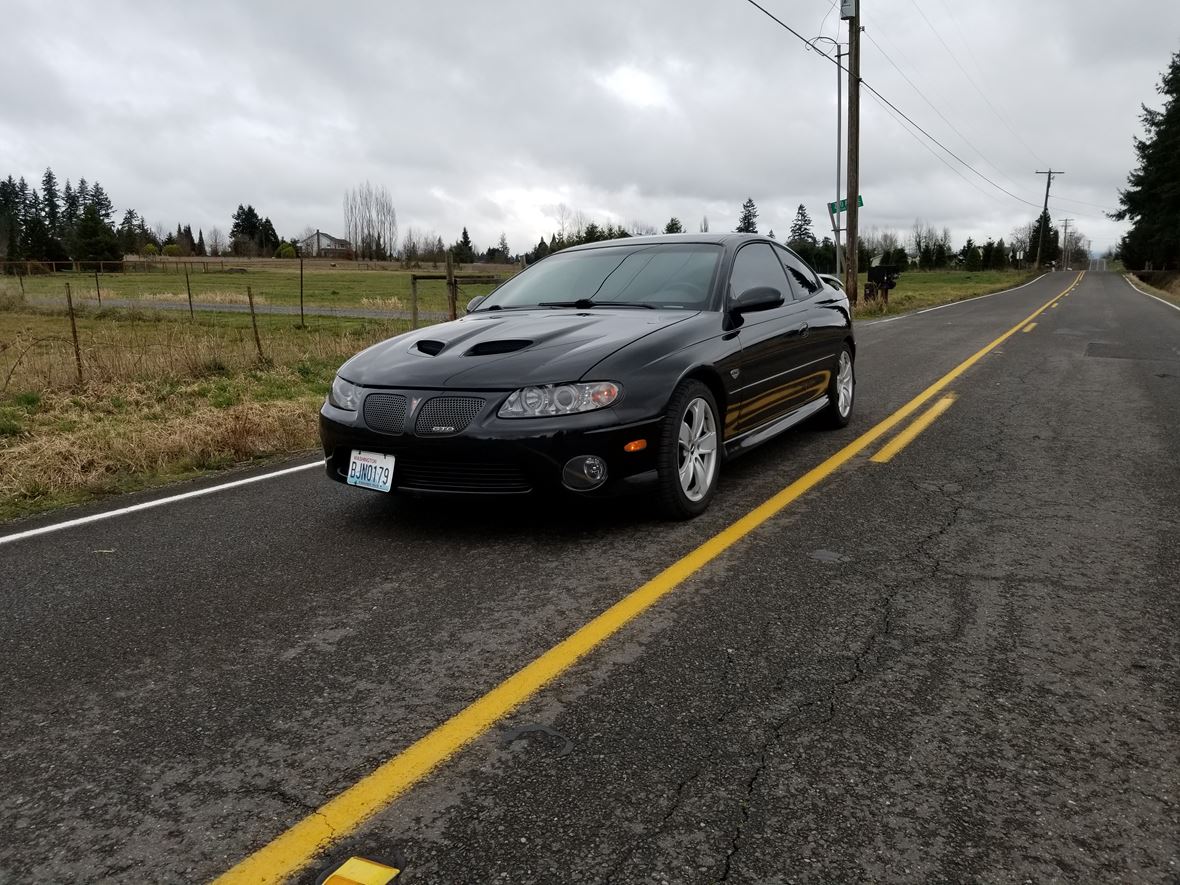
[41,168,60,236]
[664,217,684,234]
[74,204,120,263]
[992,238,1008,270]
[735,198,758,233]
[454,227,475,263]
[62,180,79,228]
[196,228,206,257]
[1029,210,1059,266]
[787,203,817,247]
[963,238,982,271]
[76,177,90,209]
[767,229,775,240]
[1114,51,1180,269]
[89,181,114,222]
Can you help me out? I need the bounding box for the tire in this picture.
[656,380,721,519]
[817,345,855,429]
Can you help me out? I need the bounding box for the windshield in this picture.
[477,243,721,311]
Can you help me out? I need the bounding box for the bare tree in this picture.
[554,203,571,239]
[208,226,225,257]
[629,220,657,236]
[699,216,709,233]
[343,181,398,261]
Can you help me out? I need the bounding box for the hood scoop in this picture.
[415,339,446,356]
[465,339,533,356]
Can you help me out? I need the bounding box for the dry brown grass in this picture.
[0,386,317,512]
[0,304,410,520]
[358,295,406,311]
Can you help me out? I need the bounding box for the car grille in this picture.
[396,458,532,494]
[414,396,486,436]
[363,393,408,435]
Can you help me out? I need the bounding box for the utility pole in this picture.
[842,0,861,303]
[1033,169,1063,270]
[1061,218,1075,269]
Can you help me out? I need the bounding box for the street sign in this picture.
[827,195,864,214]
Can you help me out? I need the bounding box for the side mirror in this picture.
[465,295,486,313]
[732,285,784,315]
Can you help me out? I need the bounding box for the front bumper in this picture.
[319,388,662,496]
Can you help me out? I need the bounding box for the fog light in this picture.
[563,455,608,490]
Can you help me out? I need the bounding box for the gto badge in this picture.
[431,426,456,433]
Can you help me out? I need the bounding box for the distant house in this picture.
[299,229,351,258]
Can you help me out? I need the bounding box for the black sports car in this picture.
[319,233,854,518]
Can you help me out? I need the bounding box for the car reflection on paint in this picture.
[318,233,855,519]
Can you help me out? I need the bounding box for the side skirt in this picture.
[722,397,829,458]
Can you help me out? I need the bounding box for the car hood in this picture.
[339,308,700,389]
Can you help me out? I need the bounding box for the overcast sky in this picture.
[4,0,1177,255]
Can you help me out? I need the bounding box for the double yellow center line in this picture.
[214,272,1084,885]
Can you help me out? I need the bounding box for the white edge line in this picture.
[0,460,323,546]
[859,272,1049,326]
[1124,274,1180,312]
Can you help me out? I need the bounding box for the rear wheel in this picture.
[657,380,720,519]
[817,346,855,428]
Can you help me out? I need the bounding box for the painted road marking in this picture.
[1124,274,1180,313]
[1023,322,1037,332]
[869,394,958,463]
[213,273,1085,885]
[0,461,323,547]
[321,856,400,884]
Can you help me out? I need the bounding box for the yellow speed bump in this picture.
[321,856,399,885]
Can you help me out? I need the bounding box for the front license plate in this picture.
[346,450,395,493]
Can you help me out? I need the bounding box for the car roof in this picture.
[561,232,775,251]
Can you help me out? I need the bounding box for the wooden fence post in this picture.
[299,257,305,327]
[65,282,83,385]
[17,273,24,296]
[410,276,419,330]
[445,252,457,321]
[246,285,265,362]
[94,270,102,307]
[184,266,194,320]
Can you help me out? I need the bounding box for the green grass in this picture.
[0,262,514,314]
[852,269,1038,317]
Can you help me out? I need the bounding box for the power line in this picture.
[861,26,1034,200]
[907,0,1048,169]
[739,0,1043,209]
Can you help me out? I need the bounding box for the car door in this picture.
[774,245,841,405]
[728,242,813,436]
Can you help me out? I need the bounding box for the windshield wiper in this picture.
[536,299,655,309]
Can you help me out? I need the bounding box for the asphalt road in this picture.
[2,272,1177,883]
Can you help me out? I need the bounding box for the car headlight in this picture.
[498,381,621,418]
[328,375,363,411]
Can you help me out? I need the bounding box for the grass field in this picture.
[851,269,1037,317]
[0,298,409,521]
[0,261,516,315]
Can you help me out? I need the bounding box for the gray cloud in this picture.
[4,0,1176,254]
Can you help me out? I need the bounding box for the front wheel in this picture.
[817,346,855,428]
[656,380,721,519]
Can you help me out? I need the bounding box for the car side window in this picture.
[774,245,822,299]
[729,243,791,301]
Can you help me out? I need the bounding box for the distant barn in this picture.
[299,229,352,259]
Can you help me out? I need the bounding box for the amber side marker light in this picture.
[318,856,400,885]
[624,439,647,452]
